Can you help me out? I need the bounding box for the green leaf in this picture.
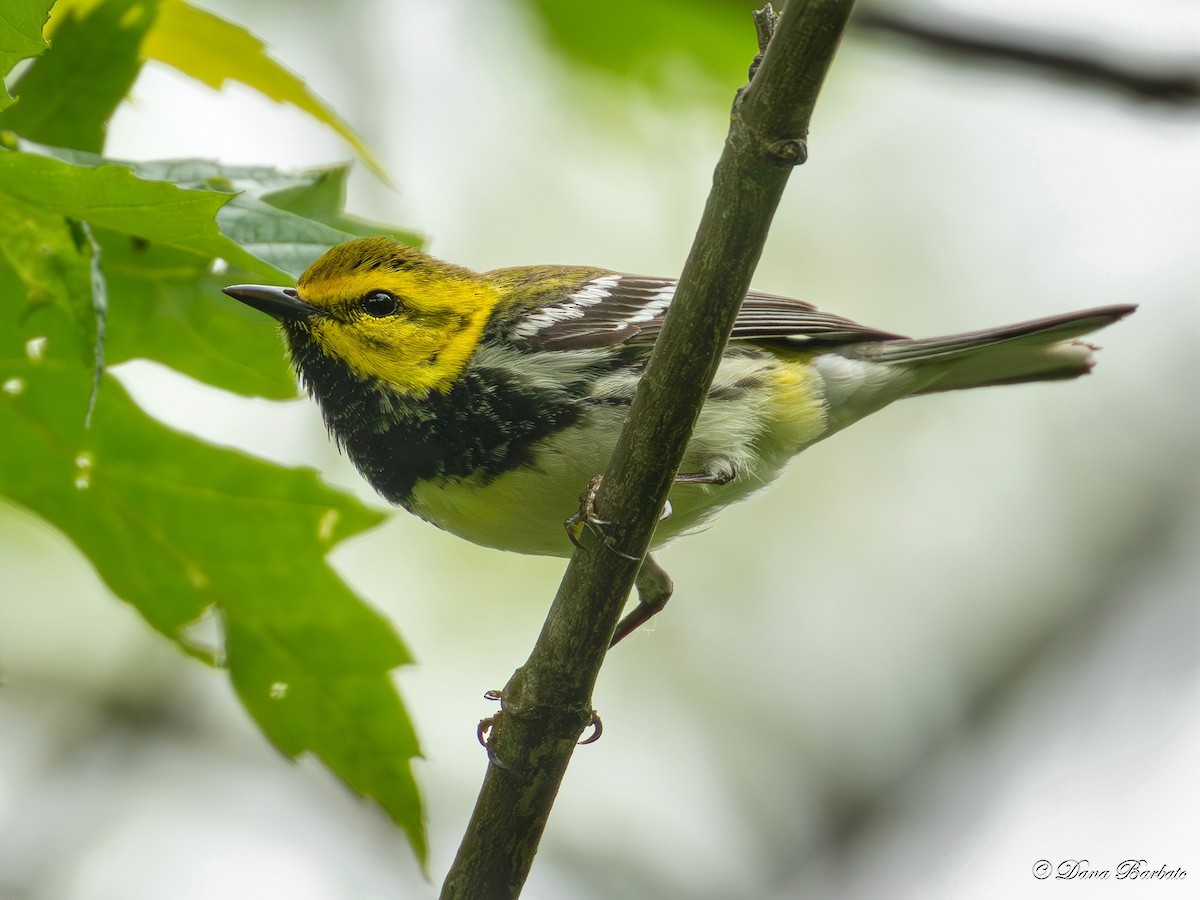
[262,165,423,245]
[0,198,96,364]
[0,267,427,862]
[118,157,421,275]
[7,140,422,281]
[216,192,363,281]
[142,0,388,181]
[98,232,298,399]
[0,0,55,111]
[0,148,281,277]
[2,2,427,859]
[227,613,425,857]
[0,142,301,397]
[0,0,155,151]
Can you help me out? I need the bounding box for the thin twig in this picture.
[854,8,1200,105]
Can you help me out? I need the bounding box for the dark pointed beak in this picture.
[222,284,319,321]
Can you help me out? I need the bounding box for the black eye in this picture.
[360,291,399,317]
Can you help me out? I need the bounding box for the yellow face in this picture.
[294,238,499,397]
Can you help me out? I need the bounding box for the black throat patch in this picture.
[283,326,583,507]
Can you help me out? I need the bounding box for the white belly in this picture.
[407,399,802,557]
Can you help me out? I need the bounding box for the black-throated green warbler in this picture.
[224,237,1133,642]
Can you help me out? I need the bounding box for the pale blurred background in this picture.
[1,0,1197,897]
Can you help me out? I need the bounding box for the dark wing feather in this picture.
[508,275,903,350]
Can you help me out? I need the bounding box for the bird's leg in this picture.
[611,553,674,647]
[608,463,735,645]
[566,461,737,645]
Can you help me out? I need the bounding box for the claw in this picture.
[477,690,508,766]
[578,710,603,745]
[565,516,585,550]
[563,474,638,561]
[477,715,497,748]
[564,474,605,548]
[479,689,598,756]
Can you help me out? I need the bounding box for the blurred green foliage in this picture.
[521,0,763,94]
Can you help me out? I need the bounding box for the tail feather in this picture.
[860,304,1136,395]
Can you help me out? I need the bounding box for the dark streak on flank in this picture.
[708,371,768,402]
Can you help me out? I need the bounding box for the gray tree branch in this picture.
[440,2,856,896]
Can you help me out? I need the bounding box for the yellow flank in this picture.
[762,350,829,449]
[300,269,500,396]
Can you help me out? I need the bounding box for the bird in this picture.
[224,236,1134,645]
